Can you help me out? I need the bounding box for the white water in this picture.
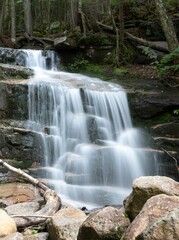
[25,50,146,208]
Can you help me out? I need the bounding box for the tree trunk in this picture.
[119,0,124,46]
[155,0,179,52]
[78,0,86,37]
[0,0,6,42]
[24,0,32,36]
[10,0,16,44]
[107,0,120,66]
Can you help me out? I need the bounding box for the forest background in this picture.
[0,0,179,79]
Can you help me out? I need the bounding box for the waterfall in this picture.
[25,49,147,208]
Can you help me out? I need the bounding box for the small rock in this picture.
[23,232,49,240]
[0,209,17,238]
[0,232,24,240]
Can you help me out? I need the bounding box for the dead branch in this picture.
[0,159,61,228]
[161,148,178,169]
[97,21,114,32]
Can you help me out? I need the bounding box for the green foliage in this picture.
[68,58,89,72]
[173,109,179,115]
[31,229,38,235]
[67,59,106,78]
[158,47,179,77]
[143,47,179,77]
[142,47,158,63]
[166,0,179,8]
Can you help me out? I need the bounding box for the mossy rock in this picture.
[0,63,33,80]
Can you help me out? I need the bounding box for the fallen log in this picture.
[125,32,169,53]
[97,21,169,53]
[0,159,61,228]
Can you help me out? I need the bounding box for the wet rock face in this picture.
[0,77,44,168]
[0,81,28,120]
[0,63,33,80]
[0,123,44,168]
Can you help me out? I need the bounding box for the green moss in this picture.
[114,68,128,76]
[133,112,178,129]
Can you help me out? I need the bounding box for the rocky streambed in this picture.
[0,176,179,240]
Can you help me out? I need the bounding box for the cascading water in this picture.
[24,49,147,208]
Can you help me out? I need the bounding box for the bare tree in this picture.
[78,0,86,37]
[155,0,178,52]
[24,0,32,36]
[10,0,16,44]
[0,0,7,43]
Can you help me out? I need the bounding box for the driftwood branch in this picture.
[0,159,48,191]
[0,159,61,228]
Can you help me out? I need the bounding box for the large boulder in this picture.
[137,208,179,240]
[121,194,179,240]
[0,209,17,238]
[47,207,87,240]
[77,206,130,240]
[124,176,179,221]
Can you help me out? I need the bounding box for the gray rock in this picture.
[0,232,24,240]
[0,63,33,80]
[23,232,49,240]
[78,206,130,240]
[137,208,179,240]
[47,207,86,240]
[5,202,40,215]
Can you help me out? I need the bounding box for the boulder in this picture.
[47,207,86,240]
[124,176,179,221]
[137,208,179,240]
[0,232,24,240]
[121,194,179,240]
[77,206,130,240]
[0,209,17,238]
